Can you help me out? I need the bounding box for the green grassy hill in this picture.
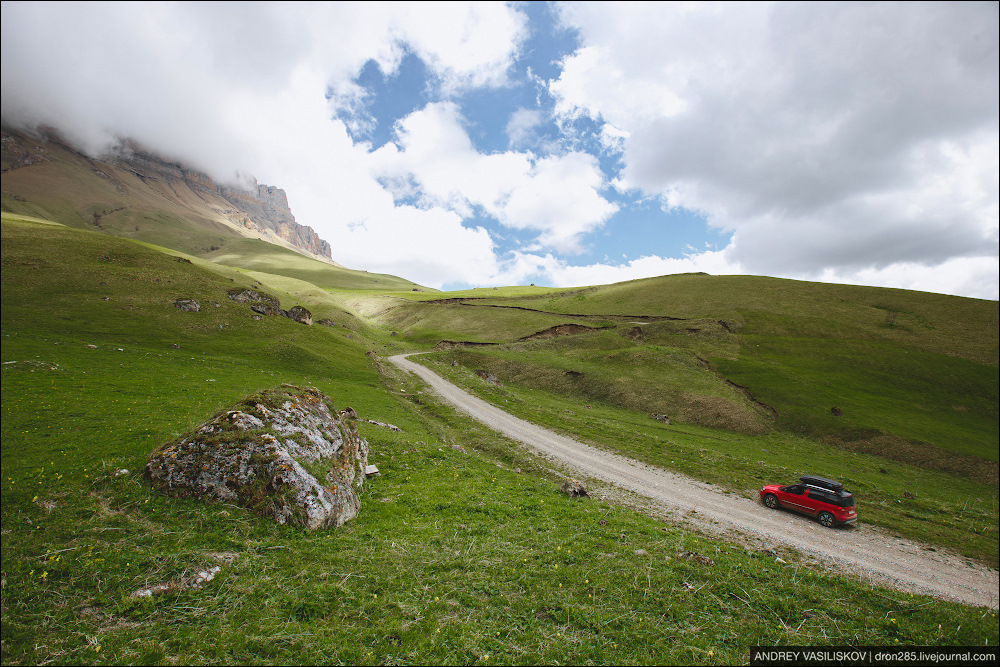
[2,209,997,664]
[357,274,998,483]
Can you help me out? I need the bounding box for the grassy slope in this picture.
[1,132,425,293]
[204,238,424,292]
[2,135,247,256]
[350,273,999,564]
[363,274,998,473]
[3,216,996,665]
[415,354,999,568]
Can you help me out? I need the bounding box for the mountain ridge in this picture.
[1,126,334,262]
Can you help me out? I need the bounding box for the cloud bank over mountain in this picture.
[2,2,996,298]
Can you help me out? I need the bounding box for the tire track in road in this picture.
[390,353,999,609]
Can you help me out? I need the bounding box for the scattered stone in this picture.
[251,302,280,316]
[316,318,337,326]
[145,384,369,530]
[364,464,380,477]
[361,419,401,432]
[131,565,221,599]
[560,479,589,498]
[174,299,201,312]
[678,550,714,565]
[650,414,671,424]
[286,305,312,325]
[450,445,467,454]
[634,549,648,556]
[475,370,503,386]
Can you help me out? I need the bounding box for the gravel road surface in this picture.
[390,353,999,609]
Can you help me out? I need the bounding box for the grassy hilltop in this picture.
[2,210,998,664]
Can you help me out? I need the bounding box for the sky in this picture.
[2,2,997,298]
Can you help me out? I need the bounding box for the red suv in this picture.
[760,475,857,527]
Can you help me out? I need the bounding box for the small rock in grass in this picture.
[678,550,714,565]
[173,298,201,312]
[560,479,589,498]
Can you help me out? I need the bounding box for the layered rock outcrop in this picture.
[226,287,312,324]
[145,385,369,529]
[108,140,332,259]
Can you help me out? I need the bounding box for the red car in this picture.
[760,475,857,527]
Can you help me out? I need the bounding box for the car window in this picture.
[784,484,805,495]
[809,488,854,507]
[833,492,854,508]
[810,489,836,504]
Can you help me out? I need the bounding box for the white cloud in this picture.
[552,1,999,299]
[389,2,528,91]
[816,257,1000,302]
[506,108,543,147]
[3,2,997,298]
[497,152,618,253]
[542,249,738,288]
[372,102,617,254]
[0,1,529,289]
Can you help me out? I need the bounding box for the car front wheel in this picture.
[818,512,836,528]
[763,494,778,509]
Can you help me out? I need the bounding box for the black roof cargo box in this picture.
[800,475,844,492]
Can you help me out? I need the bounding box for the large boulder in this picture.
[227,288,282,317]
[286,305,312,325]
[145,384,369,530]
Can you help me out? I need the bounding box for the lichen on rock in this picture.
[145,384,369,530]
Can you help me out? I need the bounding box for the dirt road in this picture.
[390,353,999,609]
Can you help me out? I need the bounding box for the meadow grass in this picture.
[416,354,1000,568]
[205,237,424,292]
[2,216,998,664]
[3,339,997,665]
[349,274,998,473]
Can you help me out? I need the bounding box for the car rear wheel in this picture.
[818,511,836,528]
[763,494,778,509]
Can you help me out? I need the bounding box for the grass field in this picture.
[415,354,999,568]
[354,274,998,484]
[2,214,998,664]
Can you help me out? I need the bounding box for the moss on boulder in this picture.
[145,384,369,529]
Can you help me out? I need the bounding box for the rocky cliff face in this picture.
[1,128,332,260]
[110,140,333,259]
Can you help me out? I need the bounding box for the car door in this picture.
[777,484,814,516]
[800,488,827,517]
